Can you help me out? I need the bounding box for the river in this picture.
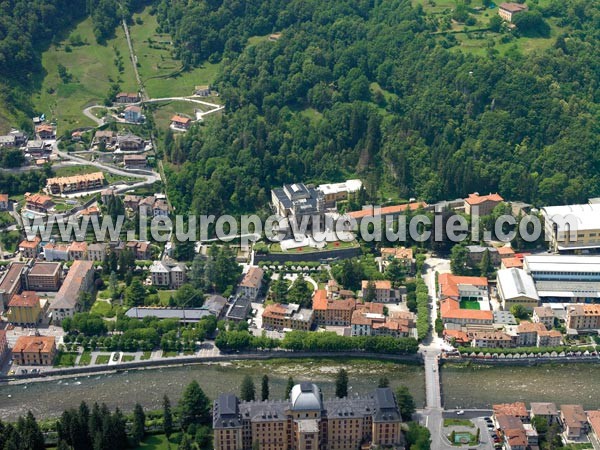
[442,362,600,410]
[0,358,425,421]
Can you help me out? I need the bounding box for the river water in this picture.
[442,362,600,410]
[4,360,599,421]
[0,358,425,421]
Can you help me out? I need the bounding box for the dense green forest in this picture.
[159,0,600,216]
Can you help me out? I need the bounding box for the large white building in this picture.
[541,201,600,252]
[523,255,600,303]
[316,179,362,208]
[497,268,540,311]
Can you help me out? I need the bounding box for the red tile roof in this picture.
[361,280,392,290]
[465,193,504,205]
[8,291,40,308]
[347,202,426,220]
[438,273,488,299]
[440,299,494,322]
[312,289,328,310]
[13,336,55,354]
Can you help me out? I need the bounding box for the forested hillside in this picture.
[0,0,148,132]
[159,0,600,216]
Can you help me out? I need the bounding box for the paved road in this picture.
[82,106,105,126]
[122,18,146,101]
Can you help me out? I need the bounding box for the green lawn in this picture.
[157,290,176,306]
[459,300,481,310]
[162,351,179,357]
[94,354,111,365]
[443,418,475,428]
[121,354,136,362]
[141,351,152,360]
[91,300,113,316]
[54,352,78,367]
[151,101,200,130]
[136,434,179,449]
[129,8,221,98]
[0,211,15,229]
[33,16,138,129]
[78,351,92,366]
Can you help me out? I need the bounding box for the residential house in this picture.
[35,124,55,140]
[238,267,264,301]
[170,115,192,130]
[443,329,471,346]
[560,405,588,440]
[201,295,228,319]
[532,306,555,329]
[514,321,547,347]
[124,105,143,123]
[153,199,170,217]
[68,241,88,261]
[43,242,69,262]
[46,172,105,195]
[361,280,401,303]
[312,289,355,326]
[25,140,46,158]
[100,188,116,204]
[124,195,142,211]
[7,291,44,326]
[0,135,16,148]
[496,414,527,450]
[493,402,529,423]
[262,303,314,331]
[498,2,528,22]
[49,260,95,323]
[87,243,107,262]
[138,195,156,216]
[25,193,54,214]
[123,154,147,169]
[351,302,385,336]
[466,246,500,266]
[497,246,516,260]
[497,268,540,311]
[117,133,145,151]
[471,331,514,348]
[194,85,211,96]
[536,329,562,347]
[12,336,57,366]
[566,304,600,331]
[24,262,62,291]
[464,192,503,216]
[0,194,8,211]
[530,402,559,426]
[94,130,117,147]
[115,92,140,103]
[380,246,415,274]
[588,411,600,444]
[126,241,152,260]
[19,236,41,258]
[149,260,187,289]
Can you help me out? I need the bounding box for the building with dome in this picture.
[213,382,403,450]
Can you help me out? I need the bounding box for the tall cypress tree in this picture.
[261,375,269,401]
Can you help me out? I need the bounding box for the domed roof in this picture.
[290,383,323,411]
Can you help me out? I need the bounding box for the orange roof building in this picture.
[347,201,426,221]
[493,402,528,420]
[12,335,57,366]
[440,298,493,326]
[312,289,356,326]
[438,273,489,301]
[171,115,192,130]
[46,172,105,195]
[464,193,503,216]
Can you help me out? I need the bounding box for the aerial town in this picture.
[0,0,599,449]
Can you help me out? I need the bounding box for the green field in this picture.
[121,354,136,362]
[157,290,176,305]
[78,351,92,366]
[33,17,138,129]
[129,8,221,98]
[94,354,111,365]
[459,300,481,310]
